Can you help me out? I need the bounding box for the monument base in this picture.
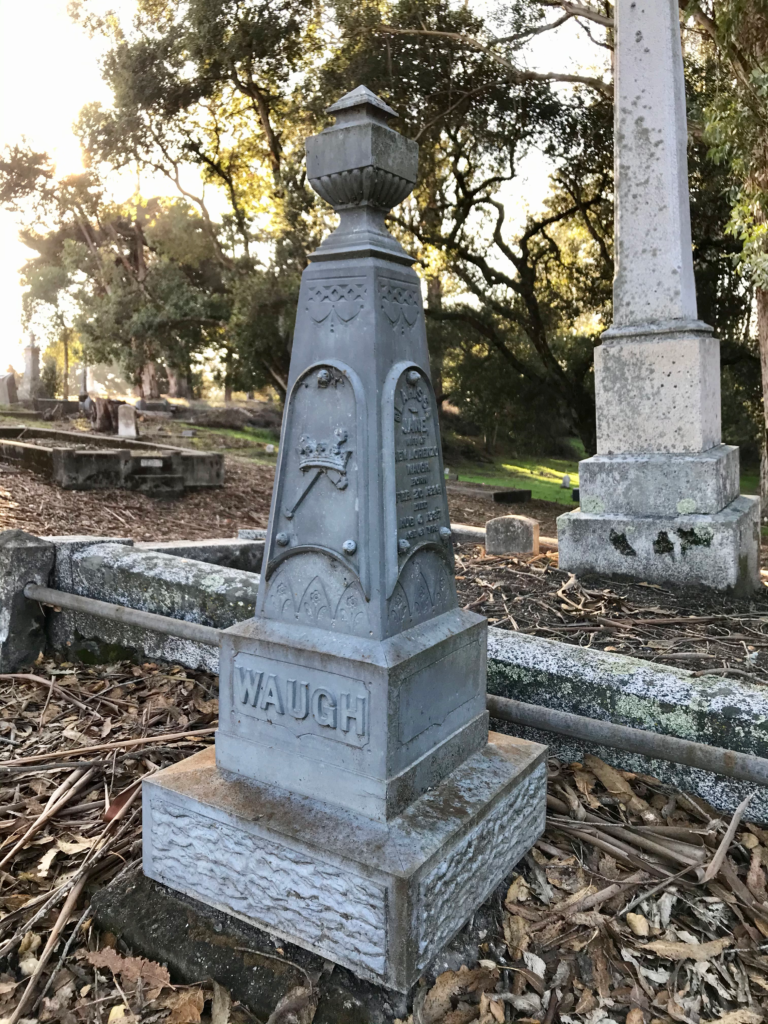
[142,734,546,992]
[557,494,760,594]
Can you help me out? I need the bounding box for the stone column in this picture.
[557,0,760,593]
[18,338,41,401]
[141,87,546,993]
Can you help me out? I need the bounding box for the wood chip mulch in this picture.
[1,661,768,1023]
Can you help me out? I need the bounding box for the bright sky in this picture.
[0,1,606,373]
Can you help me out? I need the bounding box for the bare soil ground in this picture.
[0,661,767,1023]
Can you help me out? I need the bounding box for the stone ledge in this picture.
[557,494,760,594]
[487,627,768,819]
[578,445,740,516]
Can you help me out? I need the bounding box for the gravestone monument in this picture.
[117,403,138,438]
[143,86,546,993]
[0,373,17,405]
[18,337,40,401]
[557,0,760,592]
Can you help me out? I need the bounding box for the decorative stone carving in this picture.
[305,281,366,331]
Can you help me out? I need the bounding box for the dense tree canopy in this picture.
[0,0,762,460]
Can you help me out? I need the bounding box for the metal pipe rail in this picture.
[23,582,768,789]
[487,693,768,789]
[24,583,222,649]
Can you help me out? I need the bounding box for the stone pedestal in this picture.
[557,0,760,591]
[142,86,546,992]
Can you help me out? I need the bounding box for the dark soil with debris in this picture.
[1,661,768,1023]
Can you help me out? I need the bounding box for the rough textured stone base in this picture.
[557,494,760,593]
[578,445,739,516]
[143,733,546,991]
[92,869,407,1024]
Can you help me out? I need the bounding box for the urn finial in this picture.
[305,86,419,263]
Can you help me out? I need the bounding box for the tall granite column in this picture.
[142,87,546,993]
[557,0,760,592]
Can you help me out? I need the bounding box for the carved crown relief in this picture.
[306,282,366,333]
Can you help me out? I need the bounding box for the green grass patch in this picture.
[447,454,580,505]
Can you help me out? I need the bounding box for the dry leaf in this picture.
[700,1011,763,1024]
[583,754,656,819]
[87,947,171,1000]
[627,913,650,937]
[165,987,205,1024]
[421,966,499,1024]
[211,980,232,1024]
[265,985,319,1024]
[642,937,732,961]
[626,1009,645,1024]
[506,876,529,904]
[503,914,529,960]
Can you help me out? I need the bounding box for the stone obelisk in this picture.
[558,0,760,592]
[142,86,546,992]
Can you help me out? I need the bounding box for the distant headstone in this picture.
[561,474,570,489]
[181,429,195,438]
[493,488,532,504]
[486,515,540,556]
[264,443,275,454]
[0,373,18,405]
[117,404,138,438]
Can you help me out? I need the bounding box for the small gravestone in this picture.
[117,404,138,438]
[0,373,18,405]
[142,86,546,994]
[561,474,570,489]
[486,515,539,556]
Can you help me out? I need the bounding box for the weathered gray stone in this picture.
[117,404,138,438]
[0,530,55,671]
[18,341,41,401]
[63,542,259,670]
[578,445,740,516]
[0,373,18,405]
[557,0,759,589]
[135,538,264,574]
[594,333,721,455]
[557,495,760,594]
[144,86,545,994]
[486,626,768,821]
[217,611,488,821]
[92,869,408,1024]
[486,515,539,556]
[144,737,546,992]
[237,527,268,540]
[451,523,486,547]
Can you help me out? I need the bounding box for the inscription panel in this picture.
[230,652,370,748]
[393,368,450,565]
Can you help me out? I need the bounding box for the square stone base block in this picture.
[557,494,760,594]
[578,445,739,517]
[595,334,721,454]
[142,734,546,992]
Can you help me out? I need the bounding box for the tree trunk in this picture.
[757,288,768,508]
[141,361,161,400]
[427,277,445,405]
[167,367,189,398]
[62,333,69,401]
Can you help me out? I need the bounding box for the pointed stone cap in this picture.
[305,85,418,214]
[326,85,397,124]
